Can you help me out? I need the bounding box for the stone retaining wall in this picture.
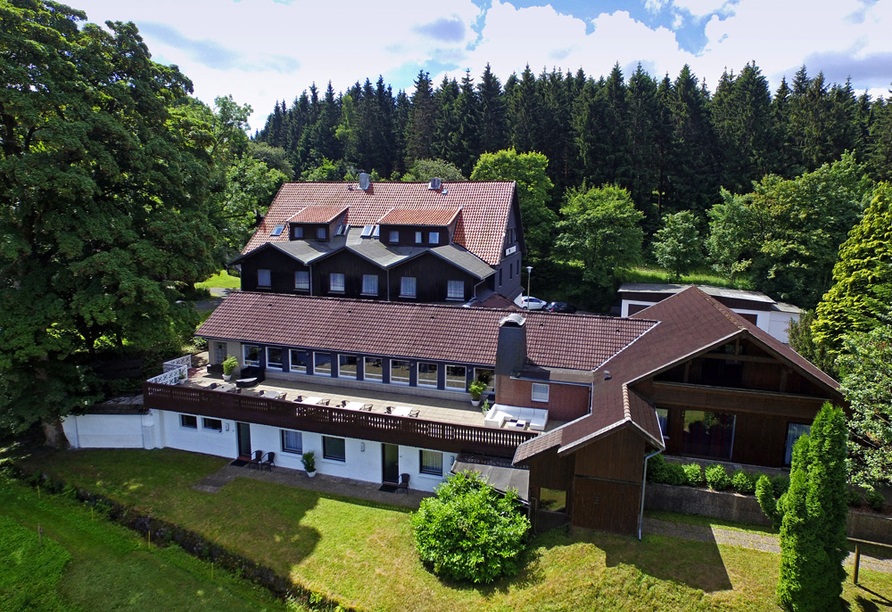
[644,483,892,545]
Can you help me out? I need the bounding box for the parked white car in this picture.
[514,295,547,310]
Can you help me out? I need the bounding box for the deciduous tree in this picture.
[652,211,702,279]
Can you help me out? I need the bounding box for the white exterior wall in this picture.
[64,409,452,492]
[768,311,797,344]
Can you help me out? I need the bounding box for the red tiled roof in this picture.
[244,181,516,265]
[515,287,841,464]
[197,292,656,371]
[287,206,349,224]
[376,207,462,226]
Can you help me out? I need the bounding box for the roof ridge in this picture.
[696,286,749,330]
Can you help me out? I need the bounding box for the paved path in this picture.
[644,517,892,574]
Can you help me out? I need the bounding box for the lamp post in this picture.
[526,266,533,309]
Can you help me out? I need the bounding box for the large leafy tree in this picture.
[556,184,644,295]
[652,211,702,279]
[0,0,219,435]
[837,324,892,487]
[470,148,555,264]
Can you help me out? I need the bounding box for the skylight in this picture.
[270,224,285,236]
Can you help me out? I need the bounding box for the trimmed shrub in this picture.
[756,474,781,529]
[846,487,863,507]
[682,463,703,487]
[663,462,687,486]
[731,470,755,495]
[865,488,885,512]
[705,464,731,491]
[646,454,667,483]
[412,471,530,584]
[770,474,790,498]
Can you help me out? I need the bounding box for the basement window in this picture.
[203,418,223,432]
[323,436,346,462]
[180,414,197,429]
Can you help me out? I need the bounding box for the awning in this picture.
[450,454,530,502]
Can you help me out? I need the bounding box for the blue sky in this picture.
[71,0,892,125]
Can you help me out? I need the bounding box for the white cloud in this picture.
[672,0,731,18]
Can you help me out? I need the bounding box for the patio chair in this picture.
[385,406,394,414]
[409,409,420,418]
[361,403,373,411]
[260,452,276,471]
[396,473,410,494]
[320,398,330,406]
[248,450,263,469]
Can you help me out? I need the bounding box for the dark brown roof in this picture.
[514,287,840,464]
[244,182,516,266]
[197,292,655,370]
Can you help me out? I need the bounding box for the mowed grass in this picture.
[22,448,892,612]
[196,270,241,290]
[0,476,292,612]
[620,266,753,290]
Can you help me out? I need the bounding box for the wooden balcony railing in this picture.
[144,382,536,456]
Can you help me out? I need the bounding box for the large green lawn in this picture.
[0,475,292,612]
[20,448,892,611]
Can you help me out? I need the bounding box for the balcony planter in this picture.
[469,379,487,407]
[222,356,238,382]
[302,451,317,478]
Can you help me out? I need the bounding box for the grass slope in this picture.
[197,271,241,290]
[21,448,892,611]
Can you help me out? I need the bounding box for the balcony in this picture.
[144,367,544,456]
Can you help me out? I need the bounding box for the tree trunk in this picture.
[42,417,70,450]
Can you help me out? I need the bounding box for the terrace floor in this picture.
[185,366,564,433]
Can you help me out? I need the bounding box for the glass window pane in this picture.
[656,408,669,441]
[294,271,309,290]
[400,277,416,298]
[323,436,345,461]
[281,430,302,454]
[293,226,304,239]
[446,365,466,390]
[474,369,494,393]
[267,347,283,370]
[364,357,383,381]
[415,231,423,244]
[420,450,443,476]
[447,280,463,300]
[315,352,332,376]
[339,354,358,379]
[330,273,345,293]
[532,383,549,402]
[418,362,438,387]
[257,269,271,287]
[362,274,378,295]
[784,423,811,466]
[389,230,399,243]
[391,359,410,385]
[243,345,261,366]
[203,418,222,431]
[180,414,197,429]
[681,410,736,460]
[429,231,439,244]
[316,227,326,240]
[290,350,310,373]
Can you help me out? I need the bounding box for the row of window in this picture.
[291,224,443,246]
[180,415,222,431]
[257,269,463,300]
[243,345,494,392]
[280,429,444,475]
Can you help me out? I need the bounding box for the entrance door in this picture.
[236,422,251,458]
[214,342,228,364]
[381,444,399,483]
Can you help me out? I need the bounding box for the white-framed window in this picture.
[415,231,423,244]
[323,436,346,462]
[445,365,467,391]
[329,273,345,293]
[447,280,464,301]
[418,362,438,388]
[203,418,223,431]
[338,354,358,379]
[271,224,285,236]
[180,414,197,429]
[266,347,283,370]
[294,271,309,291]
[293,226,304,239]
[429,231,439,244]
[257,268,271,287]
[361,274,378,296]
[390,359,411,385]
[290,349,310,373]
[474,368,495,393]
[314,352,332,376]
[316,227,327,240]
[389,230,399,243]
[364,357,383,382]
[243,345,261,367]
[420,450,443,476]
[281,430,302,454]
[400,276,416,298]
[531,383,549,403]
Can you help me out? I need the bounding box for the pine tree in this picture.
[477,63,507,154]
[405,71,436,165]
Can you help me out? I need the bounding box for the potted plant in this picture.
[469,379,487,407]
[301,451,317,478]
[222,356,238,381]
[178,370,187,384]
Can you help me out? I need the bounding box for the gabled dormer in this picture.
[287,205,349,243]
[377,207,462,247]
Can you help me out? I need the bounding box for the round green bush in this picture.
[865,488,885,512]
[664,462,687,486]
[770,474,790,497]
[683,463,704,487]
[646,454,667,483]
[412,471,530,584]
[731,470,755,494]
[846,487,863,507]
[705,464,731,491]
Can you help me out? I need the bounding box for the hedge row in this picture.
[15,468,352,612]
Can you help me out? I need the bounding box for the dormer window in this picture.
[316,227,327,240]
[293,226,304,239]
[361,225,376,238]
[335,223,348,236]
[429,231,439,244]
[415,231,423,244]
[389,230,399,243]
[271,224,285,237]
[257,269,271,288]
